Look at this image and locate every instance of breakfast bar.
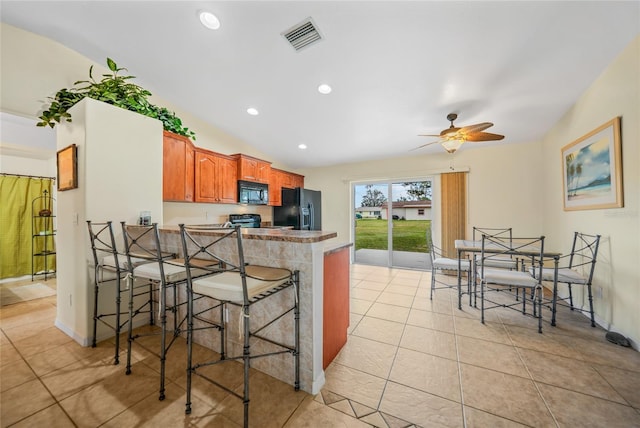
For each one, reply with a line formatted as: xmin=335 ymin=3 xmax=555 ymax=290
xmin=158 ymin=225 xmax=347 ymax=394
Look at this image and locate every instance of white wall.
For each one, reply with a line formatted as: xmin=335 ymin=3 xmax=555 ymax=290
xmin=55 ymin=98 xmax=163 ymax=344
xmin=300 ymin=141 xmax=542 ymax=248
xmin=539 ymin=36 xmax=640 ymax=346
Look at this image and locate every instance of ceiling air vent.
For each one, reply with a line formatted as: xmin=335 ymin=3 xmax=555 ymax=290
xmin=282 ymin=17 xmax=323 ymax=52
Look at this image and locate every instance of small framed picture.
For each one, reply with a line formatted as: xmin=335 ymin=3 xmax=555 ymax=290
xmin=57 ymin=144 xmax=78 ymax=191
xmin=561 ymin=117 xmax=623 ymax=211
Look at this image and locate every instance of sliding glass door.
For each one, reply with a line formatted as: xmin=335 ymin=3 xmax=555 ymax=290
xmin=353 ymin=179 xmax=432 ymax=269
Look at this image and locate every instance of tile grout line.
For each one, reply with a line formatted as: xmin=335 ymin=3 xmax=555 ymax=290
xmin=450 ymin=299 xmax=468 ymax=428
xmin=0 ymin=326 xmax=79 ymax=427
xmin=506 ymin=325 xmax=561 ymax=428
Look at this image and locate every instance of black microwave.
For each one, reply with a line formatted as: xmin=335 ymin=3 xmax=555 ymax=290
xmin=238 ymin=180 xmax=269 ymax=205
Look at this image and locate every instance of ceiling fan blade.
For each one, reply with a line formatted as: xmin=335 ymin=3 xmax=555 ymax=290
xmin=466 ymin=132 xmax=505 ymax=142
xmin=440 ymin=127 xmax=460 ymax=137
xmin=410 ymin=140 xmax=440 ymax=151
xmin=459 ymin=122 xmax=494 ymax=134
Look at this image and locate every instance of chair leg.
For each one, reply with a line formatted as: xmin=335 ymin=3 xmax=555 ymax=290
xmin=536 ymin=285 xmax=543 ymax=333
xmin=185 ymin=280 xmax=194 ymax=415
xmin=294 ymin=271 xmax=300 ymax=391
xmin=159 ymin=281 xmax=167 ymax=401
xmin=113 ymin=276 xmax=121 ymax=365
xmin=480 ymin=280 xmax=485 ymax=324
xmin=125 ymin=275 xmax=134 ymax=375
xmin=568 ymin=283 xmax=574 ymax=310
xmin=430 ymin=270 xmax=435 ymax=300
xmin=586 ymin=283 xmax=596 ymax=327
xmin=220 ymin=303 xmax=226 ymax=360
xmin=242 ymin=304 xmax=251 ymax=428
xmin=92 ymin=267 xmax=99 ymax=348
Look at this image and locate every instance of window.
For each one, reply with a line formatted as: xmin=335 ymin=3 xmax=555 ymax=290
xmin=418 ymin=209 xmax=424 ymax=215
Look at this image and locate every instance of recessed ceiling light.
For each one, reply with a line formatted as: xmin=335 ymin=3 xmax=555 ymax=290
xmin=298 ymin=144 xmax=307 ymax=150
xmin=318 ymin=84 xmax=332 ymax=94
xmin=247 ymin=107 xmax=259 ymax=116
xmin=199 ymin=11 xmax=220 ymax=30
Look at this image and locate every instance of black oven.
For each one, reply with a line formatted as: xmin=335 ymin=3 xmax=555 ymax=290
xmin=238 ymin=180 xmax=268 ymax=205
xmin=229 ymin=213 xmax=261 ymax=228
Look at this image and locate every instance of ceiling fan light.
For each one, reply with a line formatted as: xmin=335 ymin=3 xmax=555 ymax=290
xmin=441 ymin=139 xmax=464 ymax=153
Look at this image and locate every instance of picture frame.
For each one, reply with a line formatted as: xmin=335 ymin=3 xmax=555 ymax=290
xmin=57 ymin=144 xmax=78 ymax=191
xmin=562 ymin=117 xmax=623 ymax=211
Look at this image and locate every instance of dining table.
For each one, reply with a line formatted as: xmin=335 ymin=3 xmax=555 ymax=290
xmin=454 ymin=239 xmax=562 ymax=326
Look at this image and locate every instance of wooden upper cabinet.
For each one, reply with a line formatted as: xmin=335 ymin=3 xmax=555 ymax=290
xmin=233 ymin=154 xmax=271 ymax=184
xmin=163 ymin=131 xmax=195 ymax=201
xmin=269 ymin=169 xmax=284 ymax=206
xmin=281 ymin=170 xmax=304 ymax=190
xmin=269 ymin=168 xmax=305 ymax=206
xmin=194 ymin=149 xmax=237 ymax=203
xmin=218 ymin=156 xmax=238 ymax=203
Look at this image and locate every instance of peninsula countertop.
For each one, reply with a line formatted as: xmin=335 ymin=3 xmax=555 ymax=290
xmin=159 ymin=225 xmax=337 ymax=243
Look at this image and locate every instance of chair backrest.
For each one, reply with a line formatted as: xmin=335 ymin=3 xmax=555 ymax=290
xmin=426 ymin=226 xmax=446 ymax=260
xmin=480 ymin=234 xmax=545 ymax=281
xmin=473 ymin=226 xmax=512 ymax=243
xmin=179 ymin=224 xmax=248 ymax=301
xmin=120 ymin=223 xmax=175 ymax=274
xmin=568 ymin=232 xmax=601 ymax=283
xmin=87 ymin=221 xmax=120 ymax=269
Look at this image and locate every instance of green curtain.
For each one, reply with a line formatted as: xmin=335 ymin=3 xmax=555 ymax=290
xmin=0 ymin=176 xmax=54 ymax=279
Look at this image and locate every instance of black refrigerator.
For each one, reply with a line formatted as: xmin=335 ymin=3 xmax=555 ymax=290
xmin=273 ymin=187 xmax=322 ymax=230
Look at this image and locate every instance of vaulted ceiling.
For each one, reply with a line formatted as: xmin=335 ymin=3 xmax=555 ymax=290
xmin=2 ymin=1 xmax=638 ymax=168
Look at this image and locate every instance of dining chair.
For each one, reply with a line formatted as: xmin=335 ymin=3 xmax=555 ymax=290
xmin=87 ymin=221 xmax=129 ymax=364
xmin=427 ymin=227 xmax=471 ymax=300
xmin=178 ymin=224 xmax=300 ymax=428
xmin=120 ymin=222 xmax=191 ymax=401
xmin=477 ymin=234 xmax=546 ymax=333
xmin=472 ymin=227 xmax=519 ymax=270
xmin=530 ymin=232 xmax=601 ymax=327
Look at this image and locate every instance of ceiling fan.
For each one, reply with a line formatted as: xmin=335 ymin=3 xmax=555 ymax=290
xmin=414 ymin=113 xmax=505 ymax=153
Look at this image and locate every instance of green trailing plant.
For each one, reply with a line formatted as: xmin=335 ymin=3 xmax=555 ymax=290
xmin=37 ymin=58 xmax=196 ymax=140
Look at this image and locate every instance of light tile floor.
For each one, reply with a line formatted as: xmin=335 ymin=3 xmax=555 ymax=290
xmin=2 ymin=266 xmax=640 ymax=427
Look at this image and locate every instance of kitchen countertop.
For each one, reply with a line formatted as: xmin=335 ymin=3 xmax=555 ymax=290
xmin=324 ymin=242 xmax=353 ymax=255
xmin=160 ymin=225 xmax=337 ymax=243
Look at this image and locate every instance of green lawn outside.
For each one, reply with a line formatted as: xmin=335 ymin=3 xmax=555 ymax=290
xmin=355 ymin=219 xmax=431 ymax=252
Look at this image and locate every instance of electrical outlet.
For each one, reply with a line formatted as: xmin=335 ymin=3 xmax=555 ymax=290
xmin=69 ymin=293 xmax=73 ymax=307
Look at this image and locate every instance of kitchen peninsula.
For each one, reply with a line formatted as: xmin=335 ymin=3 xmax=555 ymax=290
xmin=159 ymin=225 xmax=350 ymax=395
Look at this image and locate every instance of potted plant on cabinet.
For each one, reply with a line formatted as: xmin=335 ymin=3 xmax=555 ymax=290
xmin=37 ymin=58 xmax=195 ymax=140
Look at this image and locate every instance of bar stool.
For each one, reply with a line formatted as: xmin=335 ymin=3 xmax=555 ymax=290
xmin=120 ymin=222 xmax=189 ymax=401
xmin=86 ymin=221 xmax=128 ymax=364
xmin=178 ymin=224 xmax=300 ymax=428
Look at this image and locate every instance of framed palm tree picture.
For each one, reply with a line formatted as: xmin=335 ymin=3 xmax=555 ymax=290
xmin=562 ymin=117 xmax=622 ymax=211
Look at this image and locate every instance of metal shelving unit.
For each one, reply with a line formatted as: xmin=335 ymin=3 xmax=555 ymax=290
xmin=32 ymin=190 xmax=56 ymax=281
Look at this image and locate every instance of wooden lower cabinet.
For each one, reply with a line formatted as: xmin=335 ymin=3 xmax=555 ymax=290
xmin=323 ymin=245 xmax=350 ymax=369
xmin=194 ymin=150 xmax=237 ymax=203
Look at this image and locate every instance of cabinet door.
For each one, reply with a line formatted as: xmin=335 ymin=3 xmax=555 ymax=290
xmin=163 ymin=132 xmax=194 ymax=201
xmin=256 ymin=161 xmax=271 ymax=184
xmin=218 ymin=157 xmax=238 ymax=203
xmin=323 ymin=247 xmax=350 ymax=368
xmin=236 ymin=155 xmax=271 ymax=184
xmin=195 ymin=151 xmax=219 ymax=203
xmin=269 ymin=170 xmax=283 ymax=206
